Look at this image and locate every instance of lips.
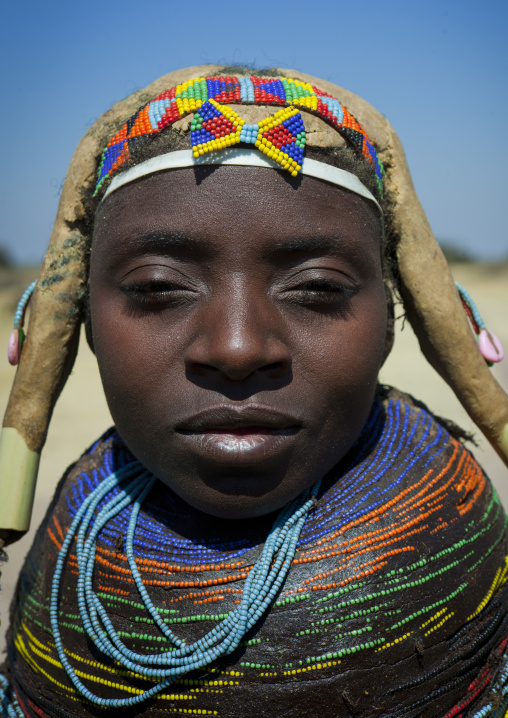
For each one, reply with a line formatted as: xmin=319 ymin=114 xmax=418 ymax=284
xmin=175 ymin=405 xmax=302 ymax=465
xmin=176 ymin=405 xmax=300 ymax=432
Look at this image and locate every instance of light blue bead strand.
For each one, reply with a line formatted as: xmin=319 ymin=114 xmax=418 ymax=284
xmin=13 ymin=280 xmax=37 ymax=330
xmin=50 ymin=460 xmax=320 ymax=707
xmin=0 ymin=674 xmax=24 ymax=718
xmin=455 ymin=281 xmax=487 ymax=331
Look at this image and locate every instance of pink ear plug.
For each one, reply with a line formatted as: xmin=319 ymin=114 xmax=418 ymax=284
xmin=7 ymin=329 xmax=24 ymax=366
xmin=478 ymin=329 xmax=504 ymax=363
xmin=8 ymin=281 xmax=36 ymax=366
xmin=455 ymin=282 xmax=504 ymax=366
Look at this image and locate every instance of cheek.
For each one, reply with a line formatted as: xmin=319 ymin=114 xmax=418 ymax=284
xmin=89 ymin=286 xmax=173 ymax=421
xmin=295 ymin=290 xmax=388 ymax=398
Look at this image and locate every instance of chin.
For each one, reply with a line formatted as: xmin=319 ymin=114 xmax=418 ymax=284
xmin=172 ymin=484 xmax=296 ymax=521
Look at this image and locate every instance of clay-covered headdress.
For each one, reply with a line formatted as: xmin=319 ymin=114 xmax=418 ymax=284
xmin=1 ymin=64 xmax=506 ymax=544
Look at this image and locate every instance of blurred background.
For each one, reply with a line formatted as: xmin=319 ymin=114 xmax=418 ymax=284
xmin=0 ymin=0 xmax=507 ymax=646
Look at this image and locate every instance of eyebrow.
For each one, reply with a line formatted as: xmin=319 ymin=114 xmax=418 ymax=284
xmin=268 ymin=236 xmax=346 ymax=255
xmin=123 ymin=231 xmax=215 ymax=258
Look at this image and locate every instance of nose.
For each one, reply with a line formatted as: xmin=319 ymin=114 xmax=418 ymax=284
xmin=184 ymin=286 xmax=291 ymax=382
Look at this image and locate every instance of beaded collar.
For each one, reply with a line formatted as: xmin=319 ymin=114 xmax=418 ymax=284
xmin=94 ymin=75 xmax=384 ymax=201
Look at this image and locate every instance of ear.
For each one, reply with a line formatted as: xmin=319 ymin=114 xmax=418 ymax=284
xmin=381 ymin=285 xmax=395 ymax=366
xmin=84 ymin=286 xmax=95 ymax=355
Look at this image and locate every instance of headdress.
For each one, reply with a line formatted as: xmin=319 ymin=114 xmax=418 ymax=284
xmin=0 ymin=64 xmax=507 ymax=544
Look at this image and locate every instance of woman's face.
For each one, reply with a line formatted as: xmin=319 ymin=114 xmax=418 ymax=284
xmin=90 ymin=165 xmax=387 ymax=519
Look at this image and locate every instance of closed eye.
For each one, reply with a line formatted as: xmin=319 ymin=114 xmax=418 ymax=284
xmin=283 ymin=278 xmax=357 ymax=307
xmin=122 ymin=280 xmax=196 ymax=308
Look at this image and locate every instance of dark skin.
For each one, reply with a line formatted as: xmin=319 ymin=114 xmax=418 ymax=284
xmin=90 ymin=165 xmax=388 ymax=522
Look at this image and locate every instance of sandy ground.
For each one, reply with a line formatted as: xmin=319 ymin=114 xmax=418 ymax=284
xmin=0 ymin=263 xmax=506 ymax=651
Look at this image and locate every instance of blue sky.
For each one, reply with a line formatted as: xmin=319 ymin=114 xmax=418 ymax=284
xmin=1 ymin=0 xmax=507 ymax=263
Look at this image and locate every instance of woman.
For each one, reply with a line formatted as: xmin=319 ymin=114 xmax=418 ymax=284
xmin=0 ymin=65 xmax=507 ymax=717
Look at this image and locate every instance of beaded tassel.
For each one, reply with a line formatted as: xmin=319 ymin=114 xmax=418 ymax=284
xmin=8 ymin=280 xmax=37 ymax=366
xmin=455 ymin=281 xmax=504 ymax=365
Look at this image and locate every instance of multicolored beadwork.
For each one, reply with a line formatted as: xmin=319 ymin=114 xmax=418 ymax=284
xmin=95 ymin=75 xmax=384 ymax=196
xmin=3 ymin=391 xmax=508 ymax=716
xmin=190 ymin=100 xmax=244 ymax=156
xmin=49 ymin=461 xmax=320 ymax=707
xmin=254 ymin=106 xmax=305 ymax=176
xmin=190 ymin=100 xmax=306 ymax=177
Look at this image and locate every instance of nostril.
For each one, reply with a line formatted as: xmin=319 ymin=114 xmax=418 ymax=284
xmin=260 ymin=361 xmax=290 ymax=379
xmin=187 ymin=362 xmax=221 ymax=378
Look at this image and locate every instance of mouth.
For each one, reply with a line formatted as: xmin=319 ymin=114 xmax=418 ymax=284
xmin=175 ymin=405 xmax=302 ymax=464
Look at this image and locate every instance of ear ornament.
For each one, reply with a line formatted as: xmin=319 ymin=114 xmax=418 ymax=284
xmin=7 ymin=281 xmax=37 ymax=367
xmin=455 ymin=282 xmax=504 ymax=365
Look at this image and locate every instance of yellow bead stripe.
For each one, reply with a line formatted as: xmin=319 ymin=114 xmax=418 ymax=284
xmin=467 ymin=555 xmax=508 ymax=621
xmin=283 ymin=659 xmax=341 ymax=676
xmin=377 ymin=631 xmax=412 ymax=652
xmin=424 ymin=612 xmax=454 ymax=637
xmin=419 ymin=607 xmax=448 ymax=630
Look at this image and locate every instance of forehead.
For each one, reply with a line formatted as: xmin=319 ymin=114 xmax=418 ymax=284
xmin=93 ymin=165 xmax=383 ymax=259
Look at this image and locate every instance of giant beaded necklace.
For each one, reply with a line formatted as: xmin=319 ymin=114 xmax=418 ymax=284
xmin=50 ymin=461 xmax=321 ymax=707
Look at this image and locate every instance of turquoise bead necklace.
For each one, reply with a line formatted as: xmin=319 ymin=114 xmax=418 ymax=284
xmin=50 ymin=461 xmax=320 ymax=707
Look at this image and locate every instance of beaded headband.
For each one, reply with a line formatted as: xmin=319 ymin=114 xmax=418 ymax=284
xmin=95 ymin=76 xmax=385 ymax=199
